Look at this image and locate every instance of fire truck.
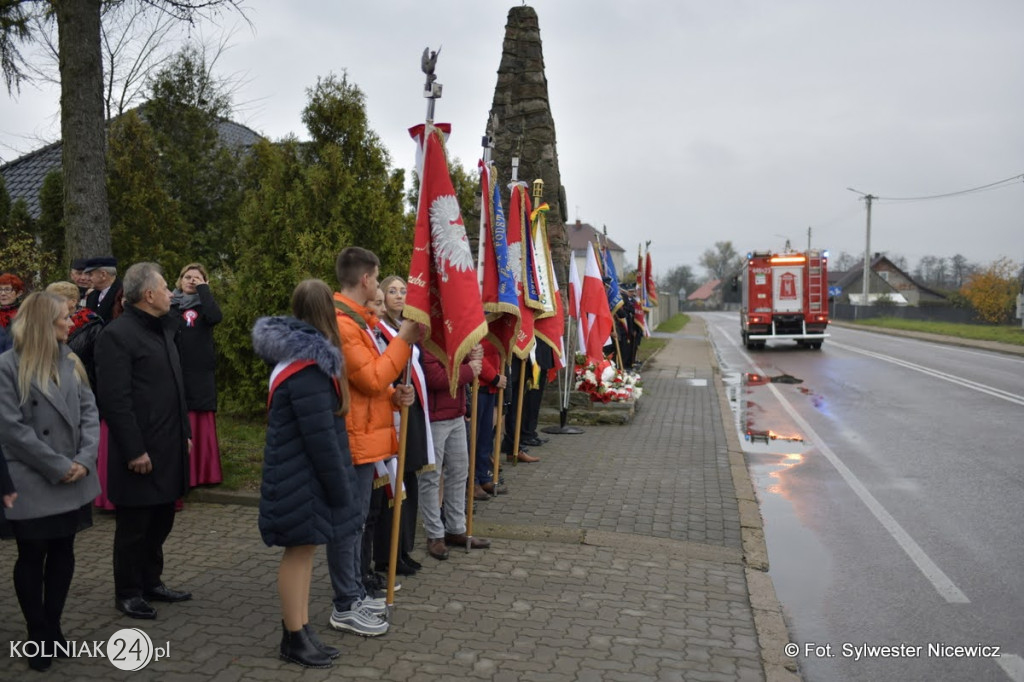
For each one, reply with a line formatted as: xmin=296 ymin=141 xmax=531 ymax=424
xmin=740 ymin=249 xmax=829 ymax=350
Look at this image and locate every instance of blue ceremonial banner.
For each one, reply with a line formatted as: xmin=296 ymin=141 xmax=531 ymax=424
xmin=492 ymin=181 xmax=518 ymax=308
xmin=602 ymin=246 xmax=624 ymax=314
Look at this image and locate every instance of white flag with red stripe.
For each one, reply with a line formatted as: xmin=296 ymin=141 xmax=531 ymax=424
xmin=581 ymin=242 xmax=613 ymax=366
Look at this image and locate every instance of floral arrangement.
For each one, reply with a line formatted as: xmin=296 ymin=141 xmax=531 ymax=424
xmin=574 ymin=355 xmax=643 ymax=403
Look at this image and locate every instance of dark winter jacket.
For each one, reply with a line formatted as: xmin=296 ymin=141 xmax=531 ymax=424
xmin=252 ymin=316 xmax=359 ymax=548
xmin=67 ymin=308 xmax=103 ymax=388
xmin=0 ymin=324 xmax=10 ymax=355
xmin=94 ymin=304 xmax=191 ymax=506
xmin=421 ymin=348 xmax=475 ymax=422
xmin=85 ymin=278 xmax=124 ymax=323
xmin=171 ymin=284 xmax=223 ymax=411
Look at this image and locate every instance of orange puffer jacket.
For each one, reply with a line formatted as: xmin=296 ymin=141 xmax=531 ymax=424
xmin=333 ymin=293 xmax=412 ymax=466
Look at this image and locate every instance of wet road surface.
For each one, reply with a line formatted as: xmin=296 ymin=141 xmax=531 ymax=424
xmin=701 ymin=312 xmax=1024 ymax=682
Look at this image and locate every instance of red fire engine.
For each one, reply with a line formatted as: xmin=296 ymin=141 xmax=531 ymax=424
xmin=740 ymin=249 xmax=829 ymax=350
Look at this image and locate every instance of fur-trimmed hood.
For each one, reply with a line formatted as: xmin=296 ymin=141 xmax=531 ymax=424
xmin=251 ymin=316 xmax=342 ymax=377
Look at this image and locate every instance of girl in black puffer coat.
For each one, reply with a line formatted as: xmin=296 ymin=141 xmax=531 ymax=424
xmin=251 ymin=279 xmax=358 ymax=669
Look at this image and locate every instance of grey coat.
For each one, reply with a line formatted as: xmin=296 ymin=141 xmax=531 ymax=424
xmin=0 ymin=347 xmax=101 ymax=521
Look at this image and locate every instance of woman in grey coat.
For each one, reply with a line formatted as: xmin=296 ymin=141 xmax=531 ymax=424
xmin=0 ymin=292 xmax=100 ymax=672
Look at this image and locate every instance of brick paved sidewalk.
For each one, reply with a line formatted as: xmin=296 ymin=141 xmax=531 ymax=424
xmin=0 ymin=319 xmax=796 ymax=681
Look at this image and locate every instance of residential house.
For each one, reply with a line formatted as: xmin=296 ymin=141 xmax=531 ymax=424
xmin=566 ymin=220 xmax=626 ymax=280
xmin=829 ymin=254 xmax=946 ymax=305
xmin=686 ymin=279 xmax=722 ymax=309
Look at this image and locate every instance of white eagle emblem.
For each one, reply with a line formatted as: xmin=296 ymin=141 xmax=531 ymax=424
xmin=507 ymin=242 xmax=523 ymax=286
xmin=429 ymin=194 xmax=475 ymax=282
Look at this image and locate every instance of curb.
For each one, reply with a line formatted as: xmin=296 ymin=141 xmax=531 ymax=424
xmin=829 ymin=320 xmax=1024 ymax=356
xmin=696 ymin=317 xmax=801 ymax=681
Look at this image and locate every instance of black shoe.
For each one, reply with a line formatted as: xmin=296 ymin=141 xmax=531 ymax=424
xmin=374 ymin=560 xmax=417 ymax=576
xmin=520 ymin=436 xmax=543 ymax=447
xmin=48 ymin=620 xmax=69 ymax=658
xmin=143 ymin=584 xmax=192 ymax=602
xmin=301 ymin=623 xmax=340 ymax=660
xmin=116 ymin=596 xmax=157 ymax=619
xmin=401 ymin=553 xmax=423 ymax=571
xmin=279 ymin=623 xmax=332 ymax=668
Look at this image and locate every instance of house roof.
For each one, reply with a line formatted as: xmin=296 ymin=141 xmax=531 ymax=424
xmin=0 ymin=141 xmax=63 ymax=218
xmin=0 ymin=115 xmax=262 ymax=219
xmin=688 ymin=279 xmax=721 ymax=301
xmin=830 ymin=254 xmax=946 ymax=299
xmin=566 ymin=220 xmax=625 ymax=253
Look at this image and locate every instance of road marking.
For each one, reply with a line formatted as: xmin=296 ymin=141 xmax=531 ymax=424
xmin=830 ymin=341 xmax=1024 ymax=407
xmin=997 ymin=654 xmax=1024 ymax=682
xmin=714 ymin=326 xmax=971 ymax=604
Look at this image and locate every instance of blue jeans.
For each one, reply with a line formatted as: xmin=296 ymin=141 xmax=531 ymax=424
xmin=327 ymin=462 xmax=373 ymax=611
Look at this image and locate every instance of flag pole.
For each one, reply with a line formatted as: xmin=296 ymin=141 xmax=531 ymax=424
xmin=465 ymin=377 xmax=480 ymax=552
xmin=385 ymin=46 xmax=445 ymax=604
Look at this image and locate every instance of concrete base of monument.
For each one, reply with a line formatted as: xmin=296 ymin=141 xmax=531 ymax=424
xmin=537 ymin=389 xmax=640 ymax=426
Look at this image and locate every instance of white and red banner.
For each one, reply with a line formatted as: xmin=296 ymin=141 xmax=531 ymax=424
xmin=581 ymin=242 xmax=614 ymax=366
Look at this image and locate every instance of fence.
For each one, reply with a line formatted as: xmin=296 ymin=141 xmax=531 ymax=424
xmin=830 ymin=303 xmax=983 ymax=324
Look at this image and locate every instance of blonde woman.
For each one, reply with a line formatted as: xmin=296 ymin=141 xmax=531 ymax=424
xmin=0 ymin=292 xmax=100 ymax=672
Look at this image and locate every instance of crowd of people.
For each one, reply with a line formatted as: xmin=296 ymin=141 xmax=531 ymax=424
xmin=0 ymin=246 xmax=563 ymax=671
xmin=0 ymin=257 xmax=224 ymax=671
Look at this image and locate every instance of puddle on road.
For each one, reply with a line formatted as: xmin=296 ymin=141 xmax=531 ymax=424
xmin=723 ymin=371 xmax=833 ymax=632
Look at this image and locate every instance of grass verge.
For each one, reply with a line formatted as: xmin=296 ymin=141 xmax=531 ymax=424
xmin=850 ymin=317 xmax=1024 ymax=346
xmin=216 ymin=413 xmax=265 ymax=491
xmin=656 ymin=313 xmax=690 ymax=333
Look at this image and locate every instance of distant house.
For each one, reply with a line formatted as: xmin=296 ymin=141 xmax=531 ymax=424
xmin=829 ymin=254 xmax=946 ymax=305
xmin=687 ymin=279 xmax=722 ymax=309
xmin=566 ymin=220 xmax=627 ymax=279
xmin=0 ymin=117 xmax=262 ymax=219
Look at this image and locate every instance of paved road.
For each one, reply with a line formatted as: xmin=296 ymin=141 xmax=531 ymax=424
xmin=0 ymin=322 xmax=788 ymax=681
xmin=701 ymin=312 xmax=1024 ymax=682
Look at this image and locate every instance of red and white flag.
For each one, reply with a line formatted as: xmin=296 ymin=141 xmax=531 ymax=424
xmin=404 ymin=124 xmax=487 ymax=396
xmin=645 ymin=251 xmax=659 ymax=307
xmin=568 ymin=255 xmax=587 ymax=354
xmin=581 ymin=242 xmax=613 ymax=366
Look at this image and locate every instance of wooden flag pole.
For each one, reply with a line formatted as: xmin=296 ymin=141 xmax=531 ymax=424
xmin=510 ymin=360 xmax=527 ymax=467
xmin=386 ymin=397 xmax=410 ymax=607
xmin=491 ymin=357 xmax=510 ymax=482
xmin=465 ymin=378 xmax=480 ymax=552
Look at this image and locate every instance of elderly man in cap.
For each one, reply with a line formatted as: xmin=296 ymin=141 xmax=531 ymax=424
xmin=69 ymin=259 xmax=92 ymax=306
xmin=84 ymin=257 xmax=123 ymax=323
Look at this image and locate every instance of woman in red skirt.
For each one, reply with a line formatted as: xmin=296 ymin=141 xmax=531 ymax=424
xmin=171 ymin=263 xmax=223 ymax=486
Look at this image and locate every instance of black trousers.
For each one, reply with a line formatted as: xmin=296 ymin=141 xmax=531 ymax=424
xmin=14 ymin=535 xmax=75 ymax=636
xmin=113 ymin=503 xmax=175 ymax=599
xmin=373 ymin=470 xmax=420 ymax=565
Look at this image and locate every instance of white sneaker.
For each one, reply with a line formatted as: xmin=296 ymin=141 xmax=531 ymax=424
xmin=358 ymin=596 xmax=387 ymax=617
xmin=329 ymin=603 xmax=389 ymax=637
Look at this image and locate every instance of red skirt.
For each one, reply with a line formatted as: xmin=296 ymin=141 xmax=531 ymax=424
xmin=94 ymin=421 xmax=116 ymax=511
xmin=188 ymin=411 xmax=222 ymax=486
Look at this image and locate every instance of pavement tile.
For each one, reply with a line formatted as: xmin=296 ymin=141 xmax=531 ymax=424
xmin=0 ymin=321 xmax=782 ymax=681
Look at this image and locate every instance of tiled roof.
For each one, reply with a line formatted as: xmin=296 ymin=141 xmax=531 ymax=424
xmin=566 ymin=221 xmax=626 ymax=252
xmin=688 ymin=279 xmax=721 ymax=301
xmin=0 ymin=141 xmax=63 ymax=218
xmin=0 ymin=117 xmax=262 ymax=219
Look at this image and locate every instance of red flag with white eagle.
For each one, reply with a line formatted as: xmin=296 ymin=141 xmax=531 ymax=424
xmin=581 ymin=242 xmax=614 ymax=366
xmin=404 ymin=124 xmax=487 ymax=397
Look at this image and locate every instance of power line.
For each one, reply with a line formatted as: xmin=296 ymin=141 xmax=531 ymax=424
xmin=875 ymin=173 xmax=1024 ymax=202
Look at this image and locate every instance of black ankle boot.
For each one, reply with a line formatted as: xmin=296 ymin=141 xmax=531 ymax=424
xmin=26 ymin=627 xmax=52 ymax=672
xmin=303 ymin=623 xmax=340 ymax=659
xmin=49 ymin=620 xmax=69 ymax=658
xmin=279 ymin=622 xmax=332 ymax=668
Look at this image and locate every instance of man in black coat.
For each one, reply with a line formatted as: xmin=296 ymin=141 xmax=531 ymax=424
xmin=95 ymin=262 xmax=192 ymax=620
xmin=84 ymin=257 xmax=124 ymax=323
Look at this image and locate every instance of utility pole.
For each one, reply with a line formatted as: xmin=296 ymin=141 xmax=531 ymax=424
xmin=848 ymin=188 xmax=875 ymax=306
xmin=807 ymin=226 xmax=811 ymax=252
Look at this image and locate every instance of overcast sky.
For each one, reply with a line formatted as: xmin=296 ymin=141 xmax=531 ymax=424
xmin=2 ymin=0 xmax=1022 ymax=278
